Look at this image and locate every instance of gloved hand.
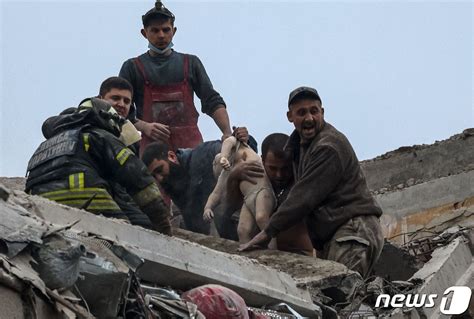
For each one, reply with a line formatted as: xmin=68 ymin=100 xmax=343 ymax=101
xmin=142 ymin=198 xmax=173 ymax=235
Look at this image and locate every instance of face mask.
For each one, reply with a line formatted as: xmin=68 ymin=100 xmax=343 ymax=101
xmin=148 ymin=41 xmax=174 ymax=55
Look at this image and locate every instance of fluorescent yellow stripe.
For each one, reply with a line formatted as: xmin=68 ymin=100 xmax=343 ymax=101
xmin=57 ymin=199 xmax=118 ymax=205
xmin=69 ymin=174 xmax=75 ymax=189
xmin=116 ymin=148 xmax=132 ymax=166
xmin=39 ymin=187 xmax=110 ymax=196
xmin=78 ymin=172 xmax=84 ymax=189
xmin=39 ymin=186 xmax=122 ymax=211
xmin=45 ymin=193 xmax=111 ymax=200
xmin=83 ymin=133 xmax=90 ymax=152
xmin=68 ymin=173 xmax=85 ymax=189
xmin=42 ymin=189 xmax=111 ymax=201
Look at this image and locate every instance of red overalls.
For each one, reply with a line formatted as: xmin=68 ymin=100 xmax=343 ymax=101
xmin=134 ymin=54 xmax=204 ymax=152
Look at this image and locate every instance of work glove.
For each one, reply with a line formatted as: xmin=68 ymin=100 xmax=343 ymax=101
xmin=141 ymin=198 xmax=172 ymax=236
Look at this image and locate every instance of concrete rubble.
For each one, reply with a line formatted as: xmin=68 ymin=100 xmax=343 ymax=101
xmin=1 ymin=128 xmax=473 ymax=318
xmin=361 ymin=128 xmax=474 ymax=246
xmin=1 ymin=184 xmax=357 ymax=318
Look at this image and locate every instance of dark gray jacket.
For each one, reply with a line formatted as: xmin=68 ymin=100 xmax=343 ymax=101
xmin=265 ymin=122 xmax=382 ymax=249
xmin=119 ymin=51 xmax=226 ymax=121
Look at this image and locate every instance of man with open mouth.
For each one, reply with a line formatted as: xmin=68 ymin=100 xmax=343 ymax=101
xmin=240 ymin=86 xmax=384 ymax=279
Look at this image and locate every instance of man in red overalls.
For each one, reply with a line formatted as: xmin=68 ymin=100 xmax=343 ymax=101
xmin=119 ymin=1 xmax=233 ymax=152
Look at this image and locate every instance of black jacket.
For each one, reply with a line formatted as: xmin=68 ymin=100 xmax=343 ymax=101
xmin=26 ymin=101 xmax=171 ymax=234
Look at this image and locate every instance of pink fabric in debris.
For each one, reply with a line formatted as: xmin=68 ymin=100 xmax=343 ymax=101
xmin=182 ymin=284 xmax=250 ymax=319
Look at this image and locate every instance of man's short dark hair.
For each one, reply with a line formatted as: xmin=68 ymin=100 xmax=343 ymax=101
xmin=261 ymin=133 xmax=291 ymax=161
xmin=142 ymin=141 xmax=170 ymax=166
xmin=143 ymin=15 xmax=174 ymax=28
xmin=99 ymin=77 xmax=133 ymax=97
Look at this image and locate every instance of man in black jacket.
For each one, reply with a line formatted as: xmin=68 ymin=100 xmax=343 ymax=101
xmin=25 ymin=98 xmax=172 ymax=235
xmin=240 ymin=87 xmax=384 ymax=278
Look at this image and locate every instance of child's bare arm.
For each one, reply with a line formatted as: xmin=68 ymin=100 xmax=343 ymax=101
xmin=220 ymin=136 xmax=238 ymax=170
xmin=203 ymin=171 xmax=227 ymax=221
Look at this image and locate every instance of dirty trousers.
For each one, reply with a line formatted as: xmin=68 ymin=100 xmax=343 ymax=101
xmin=319 ymin=215 xmax=384 ymax=278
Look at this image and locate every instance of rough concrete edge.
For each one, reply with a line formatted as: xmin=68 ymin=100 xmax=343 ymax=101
xmin=7 ymin=190 xmax=321 ymax=314
xmin=375 ymin=170 xmax=474 ymax=219
xmin=410 ymin=236 xmax=473 ymax=319
xmin=361 ymin=128 xmax=474 ymax=164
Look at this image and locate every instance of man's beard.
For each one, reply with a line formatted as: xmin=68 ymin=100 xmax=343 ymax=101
xmin=160 ymin=161 xmax=187 ymax=196
xmin=272 ymin=180 xmax=289 ymax=192
xmin=272 ymin=177 xmax=293 ymax=194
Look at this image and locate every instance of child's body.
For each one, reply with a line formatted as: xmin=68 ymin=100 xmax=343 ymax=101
xmin=203 ymin=136 xmax=276 ymax=246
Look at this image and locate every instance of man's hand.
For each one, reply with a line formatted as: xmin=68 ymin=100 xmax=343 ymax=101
xmin=221 ymin=133 xmax=232 ymax=142
xmin=232 ymin=126 xmax=249 ymax=143
xmin=143 ymin=122 xmax=171 ymax=142
xmin=230 ymin=161 xmax=264 ymax=184
xmin=238 ymin=230 xmax=270 ymax=252
xmin=203 ymin=208 xmax=214 ymax=222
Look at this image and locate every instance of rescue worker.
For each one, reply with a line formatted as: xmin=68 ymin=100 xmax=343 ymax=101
xmin=227 ymin=133 xmax=314 ymax=255
xmin=119 ymin=1 xmax=233 ymax=152
xmin=141 ymin=128 xmax=254 ymax=236
xmin=97 ymin=76 xmax=154 ymax=228
xmin=99 ymin=76 xmax=134 ymax=119
xmin=25 ymin=97 xmax=172 ymax=235
xmin=240 ymin=87 xmax=384 ymax=278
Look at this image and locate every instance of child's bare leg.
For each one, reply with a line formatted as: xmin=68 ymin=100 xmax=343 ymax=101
xmin=237 ymin=205 xmax=256 ymax=244
xmin=254 ymin=190 xmax=274 ymax=230
xmin=255 ymin=189 xmax=277 ymax=249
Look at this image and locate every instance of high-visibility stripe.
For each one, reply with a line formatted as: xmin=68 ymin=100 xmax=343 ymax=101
xmin=116 ymin=148 xmax=132 ymax=166
xmin=40 ymin=188 xmax=116 ymax=203
xmin=39 ymin=187 xmax=110 ymax=197
xmin=68 ymin=173 xmax=84 ymax=189
xmin=83 ymin=133 xmax=90 ymax=152
xmin=78 ymin=172 xmax=84 ymax=189
xmin=45 ymin=193 xmax=111 ymax=200
xmin=40 ymin=187 xmax=121 ymax=211
xmin=56 ymin=199 xmax=117 ymax=205
xmin=69 ymin=174 xmax=76 ymax=189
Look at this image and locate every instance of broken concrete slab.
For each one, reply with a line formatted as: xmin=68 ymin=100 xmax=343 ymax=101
xmin=174 ymin=228 xmax=362 ymax=306
xmin=0 ymin=184 xmax=9 ymax=201
xmin=0 ymin=199 xmax=49 ymax=257
xmin=374 ymin=169 xmax=474 ymax=244
xmin=1 ymin=251 xmax=93 ymax=319
xmin=368 ymin=229 xmax=473 ymax=318
xmin=7 ymin=189 xmax=361 ymax=317
xmin=408 ymin=234 xmax=473 ymax=319
xmin=361 ymin=129 xmax=474 ymax=192
xmin=374 ymin=171 xmax=474 ymax=220
xmin=0 ymin=177 xmax=25 ymax=193
xmin=381 ymin=203 xmax=474 ymax=247
xmin=0 ymin=284 xmax=63 ymax=319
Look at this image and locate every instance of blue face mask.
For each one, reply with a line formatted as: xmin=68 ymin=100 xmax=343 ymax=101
xmin=148 ymin=41 xmax=174 ymax=55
